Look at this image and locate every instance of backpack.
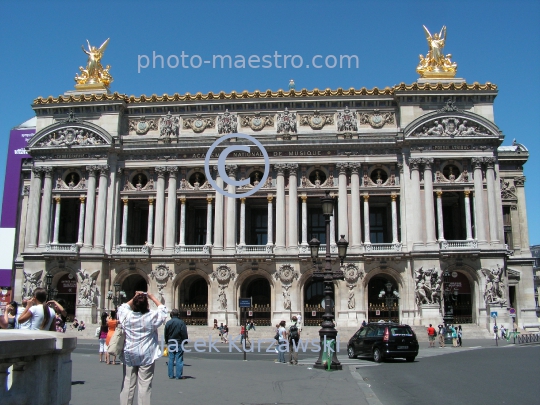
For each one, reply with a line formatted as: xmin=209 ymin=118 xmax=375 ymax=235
xmin=289 ymin=323 xmax=299 ymax=342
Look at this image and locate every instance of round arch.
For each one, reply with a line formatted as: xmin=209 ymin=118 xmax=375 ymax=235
xmin=299 ymin=268 xmax=339 ymax=327
xmin=442 ymin=264 xmax=478 ymax=324
xmin=172 ymin=269 xmax=210 ymax=326
xmin=113 ymin=268 xmax=150 ymax=303
xmin=48 ymin=266 xmax=79 ymax=319
xmin=236 ymin=270 xmax=273 ymax=326
xmin=364 ymin=267 xmax=403 ymax=323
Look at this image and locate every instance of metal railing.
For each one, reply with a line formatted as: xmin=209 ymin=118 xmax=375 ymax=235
xmin=45 ymin=243 xmax=79 ymax=253
xmin=115 ymin=245 xmax=149 ymax=254
xmin=517 ymin=333 xmax=540 ymax=344
xmin=236 ymin=244 xmax=274 ymax=254
xmin=440 ymin=240 xmax=478 ymax=249
xmin=174 ymin=245 xmax=211 ymax=254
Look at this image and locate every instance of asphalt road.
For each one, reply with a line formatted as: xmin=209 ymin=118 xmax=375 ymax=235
xmin=70 ymin=339 xmax=539 ymax=405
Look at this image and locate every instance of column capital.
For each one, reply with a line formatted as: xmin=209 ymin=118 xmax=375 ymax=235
xmin=240 ymin=197 xmax=246 ymax=203
xmin=267 ymin=195 xmax=274 ymax=203
xmin=300 ymin=195 xmax=307 ymax=202
xmin=32 ymin=167 xmax=43 ymax=175
xmin=409 ymin=158 xmax=421 ymax=171
xmin=179 ymin=197 xmax=187 ymax=204
xmin=122 ymin=197 xmax=129 ymax=205
xmin=363 ymin=194 xmax=369 ymax=201
xmin=471 ymin=157 xmax=484 ymax=169
xmin=484 ymin=157 xmax=496 ymax=168
xmin=336 ymin=162 xmax=348 ymax=174
xmin=148 ymin=197 xmax=154 ymax=205
xmin=42 ymin=166 xmax=54 ymax=177
xmin=436 ymin=190 xmax=443 ymax=198
xmin=54 ymin=196 xmax=61 ymax=204
xmin=513 ymin=176 xmax=526 ymax=187
xmin=167 ymin=166 xmax=179 ymax=176
xmin=206 ymin=196 xmax=214 ymax=204
xmin=286 ymin=163 xmax=298 ymax=176
xmin=421 ymin=158 xmax=434 ymax=169
xmin=274 ymin=164 xmax=287 ymax=175
xmin=155 ymin=166 xmax=167 ymax=177
xmin=349 ymin=162 xmax=360 ymax=174
xmin=464 ymin=189 xmax=471 ymax=197
xmin=86 ymin=165 xmax=99 ymax=174
xmin=79 ymin=196 xmax=86 ymax=203
xmin=97 ymin=165 xmax=110 ymax=176
xmin=225 ymin=164 xmax=238 ymax=177
xmin=391 ymin=193 xmax=397 ymax=202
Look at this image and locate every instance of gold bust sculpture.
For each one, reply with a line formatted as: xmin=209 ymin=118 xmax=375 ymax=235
xmin=75 ymin=39 xmax=113 ymax=90
xmin=416 ymin=26 xmax=457 ymax=79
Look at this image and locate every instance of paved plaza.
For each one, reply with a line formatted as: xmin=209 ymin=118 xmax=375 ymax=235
xmin=70 ymin=338 xmax=539 ymax=405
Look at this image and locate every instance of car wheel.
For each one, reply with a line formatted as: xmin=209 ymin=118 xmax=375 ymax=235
xmin=347 ymin=346 xmax=356 ymax=359
xmin=406 ymin=356 xmax=415 ymax=362
xmin=373 ymin=347 xmax=383 ymax=363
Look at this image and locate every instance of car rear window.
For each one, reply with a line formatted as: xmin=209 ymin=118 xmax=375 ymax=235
xmin=390 ymin=326 xmax=413 ymax=336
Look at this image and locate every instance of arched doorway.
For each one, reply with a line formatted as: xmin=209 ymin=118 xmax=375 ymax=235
xmin=445 ymin=271 xmax=473 ymax=324
xmin=122 ymin=274 xmax=147 ymax=303
xmin=368 ymin=276 xmax=399 ymax=323
xmin=56 ymin=273 xmax=77 ymax=319
xmin=303 ymin=278 xmax=335 ymax=326
xmin=178 ymin=275 xmax=208 ymax=325
xmin=240 ymin=276 xmax=271 ymax=326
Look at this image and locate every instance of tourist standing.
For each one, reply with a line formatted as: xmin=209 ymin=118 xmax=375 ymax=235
xmin=106 ymin=311 xmax=119 ymax=364
xmin=48 ymin=299 xmax=67 ymax=333
xmin=427 ymin=324 xmax=436 ymax=348
xmin=222 ymin=324 xmax=229 ymax=343
xmin=288 ymin=316 xmax=300 ymax=365
xmin=3 ymin=301 xmax=18 ymax=329
xmin=17 ymin=288 xmax=55 ymax=331
xmin=165 ymin=309 xmax=188 ymax=380
xmin=449 ymin=325 xmax=458 ymax=347
xmin=296 ymin=314 xmax=302 ymax=331
xmin=438 ymin=324 xmax=446 ymax=348
xmin=277 ymin=320 xmax=287 ymax=363
xmin=98 ymin=312 xmax=109 ymax=363
xmin=118 ymin=291 xmax=167 ymax=405
xmin=457 ymin=325 xmax=463 ymax=347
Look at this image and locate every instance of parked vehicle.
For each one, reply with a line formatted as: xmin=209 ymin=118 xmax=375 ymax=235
xmin=347 ymin=322 xmax=419 ymax=362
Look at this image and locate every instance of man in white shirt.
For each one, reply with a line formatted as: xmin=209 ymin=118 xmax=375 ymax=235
xmin=18 ymin=298 xmax=31 ymax=329
xmin=296 ymin=313 xmax=302 ymax=331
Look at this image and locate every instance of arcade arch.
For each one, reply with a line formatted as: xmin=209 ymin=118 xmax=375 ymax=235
xmin=367 ymin=275 xmax=400 ymax=323
xmin=178 ymin=274 xmax=209 ymax=325
xmin=239 ymin=274 xmax=272 ymax=326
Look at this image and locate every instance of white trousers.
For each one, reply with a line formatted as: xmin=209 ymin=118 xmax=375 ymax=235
xmin=120 ymin=362 xmax=155 ymax=405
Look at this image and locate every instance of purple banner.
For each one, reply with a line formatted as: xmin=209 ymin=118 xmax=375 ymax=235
xmin=1 ymin=129 xmax=33 ymax=228
xmin=0 ymin=270 xmax=11 ymax=287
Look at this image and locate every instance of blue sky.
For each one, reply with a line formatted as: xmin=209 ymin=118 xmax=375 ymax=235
xmin=0 ymin=0 xmax=539 ymax=244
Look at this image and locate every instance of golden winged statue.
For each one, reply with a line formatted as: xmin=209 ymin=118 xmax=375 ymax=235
xmin=75 ymin=38 xmax=113 ymax=89
xmin=416 ymin=26 xmax=457 ymax=78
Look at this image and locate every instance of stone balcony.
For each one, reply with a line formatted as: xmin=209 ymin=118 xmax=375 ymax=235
xmin=439 ymin=240 xmax=478 ymax=250
xmin=174 ymin=245 xmax=211 ymax=255
xmin=45 ymin=243 xmax=79 ymax=254
xmin=114 ymin=244 xmax=150 ymax=255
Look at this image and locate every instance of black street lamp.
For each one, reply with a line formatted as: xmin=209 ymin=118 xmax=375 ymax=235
xmin=45 ymin=272 xmax=54 ymax=301
xmin=442 ymin=270 xmax=458 ymax=325
xmin=379 ymin=281 xmax=399 ymax=322
xmin=311 ymin=191 xmax=348 ymax=371
xmin=107 ymin=282 xmax=125 ymax=310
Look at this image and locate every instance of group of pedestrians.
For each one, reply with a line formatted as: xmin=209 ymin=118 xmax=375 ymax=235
xmin=0 ymin=288 xmax=67 ymax=331
xmin=274 ymin=316 xmax=301 ymax=365
xmin=427 ymin=323 xmax=462 ymax=348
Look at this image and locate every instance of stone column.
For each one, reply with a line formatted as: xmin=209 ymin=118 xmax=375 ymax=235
xmin=225 ymin=165 xmax=237 ymax=252
xmin=330 ymin=206 xmax=336 ymax=247
xmin=267 ymin=195 xmax=274 ymax=246
xmin=484 ymin=157 xmax=499 ymax=242
xmin=423 ymin=158 xmax=437 ymax=245
xmin=391 ymin=194 xmax=399 ymax=243
xmin=77 ymin=196 xmax=86 ymax=245
xmin=287 ymin=164 xmax=299 ymax=252
xmin=38 ymin=167 xmax=54 ymax=247
xmin=239 ymin=197 xmax=246 ymax=246
xmin=300 ymin=195 xmax=308 ymax=246
xmin=121 ymin=197 xmax=129 ymax=246
xmin=337 ymin=163 xmax=349 ymax=241
xmin=514 ymin=176 xmax=529 ymax=249
xmin=25 ymin=168 xmax=43 ymax=248
xmin=178 ymin=197 xmax=186 ymax=246
xmin=154 ymin=167 xmax=166 ymax=249
xmin=94 ymin=165 xmax=110 ymax=248
xmin=275 ymin=164 xmax=286 ymax=252
xmin=52 ymin=197 xmax=61 ymax=244
xmin=472 ymin=158 xmax=487 ymax=242
xmin=165 ymin=167 xmax=178 ymax=249
xmin=436 ymin=190 xmax=445 ymax=241
xmin=147 ymin=197 xmax=154 ymax=245
xmin=206 ymin=196 xmax=213 ymax=246
xmin=363 ymin=194 xmax=370 ymax=244
xmin=83 ymin=166 xmax=97 ymax=248
xmin=213 ymin=169 xmax=224 ymax=252
xmin=464 ymin=190 xmax=473 ymax=240
xmin=349 ymin=163 xmax=361 ymax=249
xmin=409 ymin=158 xmax=422 ymax=244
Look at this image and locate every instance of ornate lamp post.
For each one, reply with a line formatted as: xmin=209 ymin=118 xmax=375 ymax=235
xmin=442 ymin=270 xmax=459 ymax=325
xmin=45 ymin=272 xmax=54 ymax=301
xmin=107 ymin=282 xmax=125 ymax=310
xmin=379 ymin=280 xmax=399 ymax=322
xmin=310 ymin=191 xmax=348 ymax=370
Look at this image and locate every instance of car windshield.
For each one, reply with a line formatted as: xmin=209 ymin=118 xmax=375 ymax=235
xmin=390 ymin=326 xmax=413 ymax=336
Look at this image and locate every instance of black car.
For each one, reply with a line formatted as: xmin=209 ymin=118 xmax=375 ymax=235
xmin=347 ymin=322 xmax=419 ymax=362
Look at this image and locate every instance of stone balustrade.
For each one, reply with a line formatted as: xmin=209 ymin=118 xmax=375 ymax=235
xmin=0 ymin=330 xmax=76 ymax=405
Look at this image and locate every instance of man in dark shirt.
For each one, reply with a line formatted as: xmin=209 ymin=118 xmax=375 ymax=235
xmin=165 ymin=309 xmax=188 ymax=379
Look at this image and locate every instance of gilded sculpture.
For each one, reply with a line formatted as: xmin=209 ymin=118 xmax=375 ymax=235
xmin=75 ymin=39 xmax=113 ymax=90
xmin=416 ymin=26 xmax=457 ymax=78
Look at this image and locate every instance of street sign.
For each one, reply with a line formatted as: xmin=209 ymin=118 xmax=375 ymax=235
xmin=510 ymin=313 xmax=516 ymax=318
xmin=248 ymin=311 xmax=253 ymax=317
xmin=509 ymin=307 xmax=516 ymax=315
xmin=239 ymin=298 xmax=252 ymax=308
xmin=491 ymin=311 xmax=498 ymax=318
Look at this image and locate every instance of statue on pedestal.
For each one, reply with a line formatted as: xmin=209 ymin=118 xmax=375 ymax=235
xmin=75 ymin=39 xmax=113 ymax=90
xmin=416 ymin=26 xmax=457 ymax=78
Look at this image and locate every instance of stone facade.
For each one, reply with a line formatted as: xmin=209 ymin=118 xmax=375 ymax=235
xmin=9 ymin=81 xmax=537 ymax=331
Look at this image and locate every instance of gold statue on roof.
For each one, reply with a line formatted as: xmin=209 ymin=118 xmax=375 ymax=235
xmin=416 ymin=26 xmax=457 ymax=79
xmin=75 ymin=38 xmax=113 ymax=90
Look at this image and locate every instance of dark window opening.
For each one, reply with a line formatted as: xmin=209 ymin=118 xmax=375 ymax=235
xmin=58 ymin=198 xmax=80 ymax=243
